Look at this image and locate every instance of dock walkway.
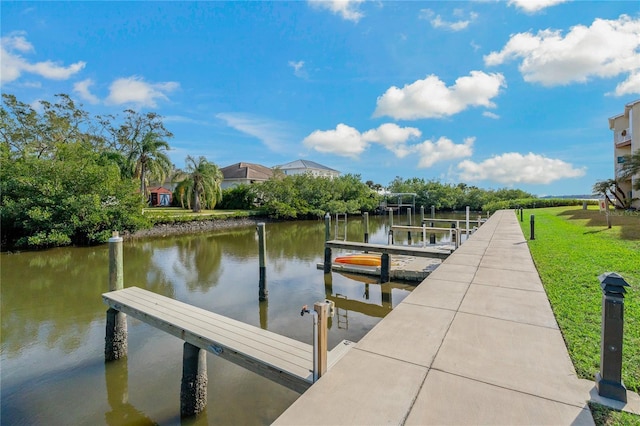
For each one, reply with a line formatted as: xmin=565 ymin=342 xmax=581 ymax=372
xmin=103 ymin=286 xmax=353 ymax=394
xmin=276 ymin=210 xmax=599 ymax=424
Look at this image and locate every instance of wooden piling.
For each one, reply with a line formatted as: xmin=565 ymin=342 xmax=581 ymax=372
xmin=388 ymin=208 xmax=393 ymax=228
xmin=106 ymin=232 xmax=127 ymax=361
xmin=324 ymin=247 xmax=332 ymax=273
xmin=180 ymin=342 xmax=207 ymax=417
xmin=430 ymin=221 xmax=436 ymax=244
xmin=257 ymin=223 xmax=268 ymax=301
xmin=363 ymin=212 xmax=369 ymax=244
xmin=324 ymin=213 xmax=331 ymax=241
xmin=381 ymin=253 xmax=390 ymax=283
xmin=259 ymin=300 xmax=268 ymax=330
xmin=314 ymin=302 xmax=329 ymax=379
xmin=407 ymin=208 xmax=412 ymax=244
xmin=109 ymin=231 xmax=123 ymax=292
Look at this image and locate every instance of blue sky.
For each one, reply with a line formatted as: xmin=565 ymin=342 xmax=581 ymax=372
xmin=2 ymin=1 xmax=639 ymax=196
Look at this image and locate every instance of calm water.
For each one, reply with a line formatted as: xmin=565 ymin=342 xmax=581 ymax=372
xmin=1 ymin=213 xmax=467 ymax=425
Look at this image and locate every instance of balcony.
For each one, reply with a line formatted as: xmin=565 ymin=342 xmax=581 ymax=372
xmin=614 ymin=128 xmax=631 ymax=147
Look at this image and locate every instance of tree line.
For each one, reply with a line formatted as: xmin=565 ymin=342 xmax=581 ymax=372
xmin=1 ymin=93 xmax=224 ymax=249
xmin=5 ymin=92 xmax=620 ymax=250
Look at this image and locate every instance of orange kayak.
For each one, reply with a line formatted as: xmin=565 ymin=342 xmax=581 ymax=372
xmin=334 ymin=253 xmax=382 ymax=267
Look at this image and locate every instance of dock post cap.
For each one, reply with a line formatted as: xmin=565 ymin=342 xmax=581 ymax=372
xmin=109 ymin=231 xmax=123 ymax=242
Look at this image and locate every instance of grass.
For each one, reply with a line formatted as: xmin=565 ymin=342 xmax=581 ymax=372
xmin=518 ymin=206 xmax=639 ymax=425
xmin=142 ymin=207 xmax=265 ymax=223
xmin=589 ymin=402 xmax=640 ymax=425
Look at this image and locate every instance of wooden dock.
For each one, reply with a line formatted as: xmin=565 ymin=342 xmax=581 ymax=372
xmin=103 ymin=287 xmax=353 ymax=394
xmin=325 ymin=240 xmax=452 ymax=259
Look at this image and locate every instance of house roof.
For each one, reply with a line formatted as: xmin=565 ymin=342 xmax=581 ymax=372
xmin=147 ymin=186 xmax=172 ymax=194
xmin=609 ymin=99 xmax=640 ymax=125
xmin=275 ymin=159 xmax=339 ymax=172
xmin=221 ymin=162 xmax=273 ymax=180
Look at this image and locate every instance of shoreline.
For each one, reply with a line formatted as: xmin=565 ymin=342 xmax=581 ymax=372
xmin=124 ymin=216 xmax=281 ymax=240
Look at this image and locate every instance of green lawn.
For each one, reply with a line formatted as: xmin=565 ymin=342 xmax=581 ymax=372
xmin=517 ymin=207 xmax=639 ymax=424
xmin=142 ymin=207 xmax=264 ymax=223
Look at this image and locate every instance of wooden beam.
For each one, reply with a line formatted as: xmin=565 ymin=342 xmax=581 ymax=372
xmin=325 ymin=240 xmax=450 ymax=259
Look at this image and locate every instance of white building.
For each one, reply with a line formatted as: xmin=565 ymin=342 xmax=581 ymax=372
xmin=275 ymin=159 xmax=340 ymax=178
xmin=608 ymin=99 xmax=640 ymax=209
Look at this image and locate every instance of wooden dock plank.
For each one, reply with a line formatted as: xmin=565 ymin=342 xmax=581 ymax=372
xmin=105 ymin=287 xmax=312 ymax=362
xmin=103 ymin=287 xmax=314 ymax=392
xmin=120 ymin=287 xmax=311 ymax=358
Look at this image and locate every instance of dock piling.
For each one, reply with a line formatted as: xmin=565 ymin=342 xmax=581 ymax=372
xmin=314 ymin=302 xmax=329 ymax=380
xmin=363 ymin=212 xmax=369 ymax=244
xmin=407 ymin=208 xmax=412 ymax=244
xmin=257 ymin=223 xmax=268 ymax=301
xmin=105 ymin=231 xmax=127 ymax=361
xmin=381 ymin=253 xmax=390 ymax=283
xmin=324 ymin=213 xmax=331 ymax=241
xmin=324 ymin=247 xmax=332 ymax=273
xmin=180 ymin=342 xmax=208 ymax=417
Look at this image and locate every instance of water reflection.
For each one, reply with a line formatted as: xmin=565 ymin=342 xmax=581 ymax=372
xmin=1 ymin=214 xmax=472 ymax=425
xmin=105 ymin=360 xmax=157 ymax=426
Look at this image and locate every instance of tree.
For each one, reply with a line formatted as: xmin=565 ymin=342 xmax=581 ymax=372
xmin=175 ymin=156 xmax=223 ymax=212
xmin=127 ymin=131 xmax=172 ymax=200
xmin=620 ymin=150 xmax=640 ymax=190
xmin=99 ymin=108 xmax=173 ymax=154
xmin=1 ymin=141 xmax=149 ymax=249
xmin=592 ymin=179 xmax=627 ymax=207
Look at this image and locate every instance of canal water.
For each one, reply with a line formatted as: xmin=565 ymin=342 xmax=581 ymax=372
xmin=1 ymin=213 xmax=468 ymax=425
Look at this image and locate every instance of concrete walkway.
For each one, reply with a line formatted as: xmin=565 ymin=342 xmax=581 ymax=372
xmin=275 ymin=210 xmax=597 ymax=425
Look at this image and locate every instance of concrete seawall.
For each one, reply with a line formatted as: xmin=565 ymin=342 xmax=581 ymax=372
xmin=275 ymin=210 xmax=596 ymax=425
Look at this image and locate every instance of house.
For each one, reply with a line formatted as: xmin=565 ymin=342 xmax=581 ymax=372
xmin=148 ymin=186 xmax=173 ymax=207
xmin=608 ymin=99 xmax=640 ymax=209
xmin=275 ymin=159 xmax=340 ymax=178
xmin=221 ymin=162 xmax=273 ymax=190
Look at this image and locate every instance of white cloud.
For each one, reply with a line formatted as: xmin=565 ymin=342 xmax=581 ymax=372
xmin=308 ymin=0 xmax=364 ymax=22
xmin=483 ymin=111 xmax=500 ymax=119
xmin=508 ymin=0 xmax=568 ymax=13
xmin=1 ymin=33 xmax=85 ymax=83
xmin=105 ymin=76 xmax=179 ymax=108
xmin=420 ymin=8 xmax=477 ymax=31
xmin=484 ymin=15 xmax=640 ymax=93
xmin=303 ymin=122 xmax=471 ymax=168
xmin=416 ymin=137 xmax=474 ymax=168
xmin=374 ymin=71 xmax=506 ymax=120
xmin=457 ymin=152 xmax=586 ymax=184
xmin=217 ymin=113 xmax=292 ymax=152
xmin=362 ymin=123 xmax=421 ymax=158
xmin=2 ymin=33 xmax=33 ymax=52
xmin=613 ymin=71 xmax=640 ymax=96
xmin=73 ymin=79 xmax=100 ymax=104
xmin=303 ymin=123 xmax=367 ymax=158
xmin=288 ymin=60 xmax=308 ymax=78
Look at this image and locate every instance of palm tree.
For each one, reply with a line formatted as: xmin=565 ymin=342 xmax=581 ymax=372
xmin=620 ymin=150 xmax=640 ymax=190
xmin=127 ymin=132 xmax=172 ymax=200
xmin=592 ymin=178 xmax=627 ymax=208
xmin=175 ymin=156 xmax=223 ymax=212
